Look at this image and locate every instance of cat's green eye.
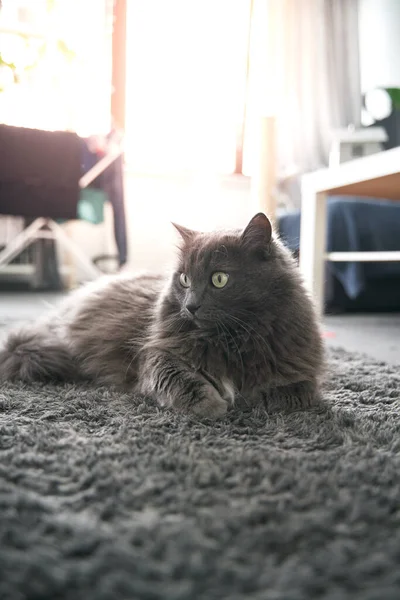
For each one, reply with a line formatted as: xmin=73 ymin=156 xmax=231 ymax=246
xmin=179 ymin=273 xmax=191 ymax=288
xmin=211 ymin=272 xmax=229 ymax=289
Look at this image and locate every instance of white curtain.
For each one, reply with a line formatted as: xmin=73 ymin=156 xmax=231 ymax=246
xmin=248 ymin=0 xmax=362 ymax=180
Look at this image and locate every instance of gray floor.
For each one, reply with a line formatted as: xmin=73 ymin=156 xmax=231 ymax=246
xmin=0 ymin=292 xmax=64 ymax=323
xmin=0 ymin=292 xmax=399 ymax=366
xmin=324 ymin=313 xmax=400 ymax=365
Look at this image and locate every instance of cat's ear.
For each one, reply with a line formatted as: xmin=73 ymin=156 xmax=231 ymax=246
xmin=241 ymin=213 xmax=272 ymax=254
xmin=172 ymin=222 xmax=196 ymax=243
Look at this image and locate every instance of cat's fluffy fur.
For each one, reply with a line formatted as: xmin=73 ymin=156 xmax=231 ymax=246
xmin=0 ymin=213 xmax=324 ymax=418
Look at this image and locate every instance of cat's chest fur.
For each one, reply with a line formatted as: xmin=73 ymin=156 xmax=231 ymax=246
xmin=184 ymin=331 xmax=270 ymax=400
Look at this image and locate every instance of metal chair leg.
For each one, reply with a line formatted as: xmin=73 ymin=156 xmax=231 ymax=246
xmin=0 ymin=217 xmax=47 ymax=268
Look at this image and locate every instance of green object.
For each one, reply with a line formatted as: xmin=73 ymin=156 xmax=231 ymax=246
xmin=57 ymin=188 xmax=106 ymax=225
xmin=77 ymin=188 xmax=106 ymax=225
xmin=385 ymin=88 xmax=400 ymax=111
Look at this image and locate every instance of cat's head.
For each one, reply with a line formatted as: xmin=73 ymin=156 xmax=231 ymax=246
xmin=167 ymin=213 xmax=291 ymax=330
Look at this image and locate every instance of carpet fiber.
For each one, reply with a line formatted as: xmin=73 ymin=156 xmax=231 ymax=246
xmin=1 ymin=348 xmax=400 ymax=600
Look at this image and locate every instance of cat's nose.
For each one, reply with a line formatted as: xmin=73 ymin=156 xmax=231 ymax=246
xmin=186 ymin=302 xmax=200 ymax=316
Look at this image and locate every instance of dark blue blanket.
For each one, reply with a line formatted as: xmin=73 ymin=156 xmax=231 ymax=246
xmin=278 ymin=197 xmax=400 ymax=299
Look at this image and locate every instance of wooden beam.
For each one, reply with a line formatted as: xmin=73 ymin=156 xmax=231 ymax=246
xmin=111 ymin=0 xmax=127 ymax=131
xmin=234 ymin=0 xmax=254 ymax=175
xmin=251 ymin=115 xmax=277 ymax=222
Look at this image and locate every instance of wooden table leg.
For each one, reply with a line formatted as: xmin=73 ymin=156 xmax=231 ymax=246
xmin=299 ymin=187 xmax=327 ymax=317
xmin=250 ymin=115 xmax=277 ymax=223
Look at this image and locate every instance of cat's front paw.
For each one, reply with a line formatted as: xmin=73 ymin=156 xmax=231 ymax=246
xmin=190 ymin=384 xmax=228 ymax=419
xmin=170 ymin=379 xmax=228 ymax=419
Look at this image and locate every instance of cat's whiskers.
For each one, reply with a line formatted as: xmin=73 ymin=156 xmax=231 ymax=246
xmin=215 ymin=319 xmax=230 ymax=365
xmin=235 ymin=310 xmax=278 ymax=370
xmin=224 ymin=313 xmax=272 ymax=374
xmin=228 ymin=312 xmax=270 ymax=354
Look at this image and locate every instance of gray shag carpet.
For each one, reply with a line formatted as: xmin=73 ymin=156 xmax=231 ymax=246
xmin=1 ymin=348 xmax=400 ymax=600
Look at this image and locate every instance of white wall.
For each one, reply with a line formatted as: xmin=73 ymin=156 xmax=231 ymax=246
xmin=122 ymin=173 xmax=253 ymax=274
xmin=359 ymin=0 xmax=400 ymax=93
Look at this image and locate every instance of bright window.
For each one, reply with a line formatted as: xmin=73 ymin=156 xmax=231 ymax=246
xmin=125 ymin=0 xmax=252 ymax=174
xmin=0 ymin=0 xmax=113 ymax=135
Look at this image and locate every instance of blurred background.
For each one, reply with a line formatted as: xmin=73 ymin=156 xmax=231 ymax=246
xmin=0 ymin=0 xmax=399 ymax=360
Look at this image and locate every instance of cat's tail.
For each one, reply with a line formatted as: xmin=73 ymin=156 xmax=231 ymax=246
xmin=0 ymin=327 xmax=78 ymax=383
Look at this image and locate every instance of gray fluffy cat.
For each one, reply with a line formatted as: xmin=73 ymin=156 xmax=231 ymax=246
xmin=0 ymin=213 xmax=324 ymax=418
